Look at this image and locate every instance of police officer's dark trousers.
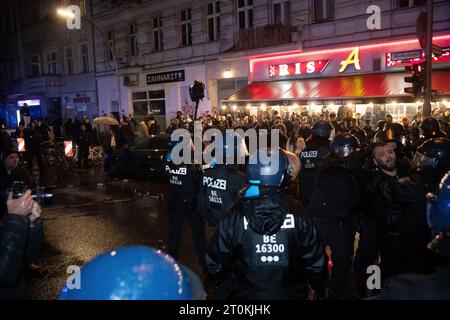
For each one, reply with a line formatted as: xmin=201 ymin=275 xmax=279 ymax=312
xmin=314 ymin=217 xmax=354 ymax=299
xmin=168 ymin=199 xmax=206 ymax=266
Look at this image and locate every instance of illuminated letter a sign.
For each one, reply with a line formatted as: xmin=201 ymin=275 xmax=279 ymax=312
xmin=339 ymin=47 xmax=361 ymax=73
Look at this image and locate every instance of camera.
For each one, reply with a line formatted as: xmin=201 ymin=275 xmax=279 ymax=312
xmin=8 ymin=181 xmax=54 ymax=204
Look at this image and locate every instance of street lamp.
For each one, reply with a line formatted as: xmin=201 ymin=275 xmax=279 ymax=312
xmin=56 ymin=8 xmax=122 ymax=116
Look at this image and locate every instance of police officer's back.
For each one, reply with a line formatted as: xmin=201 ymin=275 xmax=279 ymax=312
xmin=298 ymin=120 xmax=333 ymax=205
xmin=309 ymin=134 xmax=361 ymax=299
xmin=206 ymin=148 xmax=324 ymax=299
xmin=165 ymin=136 xmax=205 ymax=265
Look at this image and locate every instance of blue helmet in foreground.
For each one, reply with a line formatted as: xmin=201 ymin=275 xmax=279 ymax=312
xmin=59 ymin=246 xmax=204 ymax=300
xmin=427 ymin=172 xmax=450 ymax=256
xmin=243 ymin=148 xmax=289 ymax=198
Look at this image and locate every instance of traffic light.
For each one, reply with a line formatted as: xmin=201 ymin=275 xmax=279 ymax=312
xmin=404 ymin=62 xmax=426 ymax=97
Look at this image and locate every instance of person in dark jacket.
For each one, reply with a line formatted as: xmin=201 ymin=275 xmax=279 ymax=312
xmin=206 ymin=148 xmax=324 ymax=300
xmin=354 ymin=142 xmax=431 ymax=297
xmin=0 ymin=189 xmax=44 ymax=300
xmin=376 ymin=172 xmax=450 ymax=299
xmin=298 ymin=121 xmax=333 ymax=206
xmin=76 ymin=124 xmax=91 ymax=169
xmin=147 ymin=116 xmax=161 ymax=135
xmin=309 ymin=133 xmax=361 ymax=299
xmin=0 ymin=123 xmax=11 ymax=152
xmin=165 ymin=136 xmax=206 ymax=266
xmin=0 ymin=148 xmax=34 ymax=220
xmin=24 ymin=123 xmax=43 ymax=174
xmin=197 ymin=132 xmax=247 ymax=228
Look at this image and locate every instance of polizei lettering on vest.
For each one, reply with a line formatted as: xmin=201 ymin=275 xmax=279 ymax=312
xmin=203 ymin=176 xmax=227 ymax=190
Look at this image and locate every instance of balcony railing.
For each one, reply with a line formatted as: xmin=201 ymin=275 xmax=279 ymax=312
xmin=227 ymin=24 xmax=299 ymax=52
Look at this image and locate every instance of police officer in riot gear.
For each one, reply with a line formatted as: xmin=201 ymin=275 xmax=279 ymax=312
xmin=349 ymin=128 xmax=368 ymax=147
xmin=165 ymin=136 xmax=206 ymax=267
xmin=412 ymin=138 xmax=450 ymax=193
xmin=376 ymin=172 xmax=450 ymax=299
xmin=374 ymin=123 xmax=412 ymax=170
xmin=205 ymin=148 xmax=324 ymax=299
xmin=197 ymin=132 xmax=247 ymax=228
xmin=418 ymin=118 xmax=447 ymax=146
xmin=298 ymin=120 xmax=333 ymax=205
xmin=309 ymin=133 xmax=361 ymax=299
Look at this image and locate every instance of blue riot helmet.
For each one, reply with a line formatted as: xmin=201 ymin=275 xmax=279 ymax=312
xmin=427 ymin=172 xmax=450 ymax=257
xmin=412 ymin=138 xmax=450 ymax=172
xmin=311 ymin=120 xmax=334 ymax=139
xmin=243 ymin=148 xmax=289 ymax=198
xmin=330 ymin=133 xmax=360 ymax=158
xmin=59 ymin=246 xmax=204 ymax=300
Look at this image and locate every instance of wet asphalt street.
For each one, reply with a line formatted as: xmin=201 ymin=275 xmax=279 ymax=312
xmin=26 ymin=164 xmax=211 ymax=300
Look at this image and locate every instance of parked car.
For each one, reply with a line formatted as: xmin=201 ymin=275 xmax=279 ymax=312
xmin=104 ymin=133 xmax=170 ymax=181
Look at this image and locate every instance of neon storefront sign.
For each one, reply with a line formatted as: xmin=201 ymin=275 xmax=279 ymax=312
xmin=268 ymin=59 xmax=329 ymax=77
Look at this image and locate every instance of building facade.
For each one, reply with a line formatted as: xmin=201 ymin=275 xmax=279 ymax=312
xmin=0 ymin=0 xmax=97 ymax=128
xmin=2 ymin=0 xmax=450 ymax=129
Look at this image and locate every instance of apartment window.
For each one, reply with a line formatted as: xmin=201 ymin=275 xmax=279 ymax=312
xmin=180 ymin=9 xmax=192 ymax=46
xmin=238 ymin=0 xmax=253 ymax=29
xmin=5 ymin=59 xmax=17 ymax=81
xmin=4 ymin=9 xmax=16 ymax=34
xmin=273 ymin=0 xmax=291 ymax=25
xmin=81 ymin=43 xmax=89 ymax=73
xmin=65 ymin=47 xmax=73 ymax=75
xmin=395 ymin=0 xmax=425 ymax=8
xmin=152 ymin=17 xmax=163 ymax=51
xmin=207 ymin=1 xmax=220 ymax=42
xmin=128 ymin=23 xmax=138 ymax=56
xmin=79 ymin=0 xmax=86 ymax=16
xmin=47 ymin=51 xmax=58 ymax=75
xmin=0 ymin=13 xmax=4 ymax=36
xmin=30 ymin=54 xmax=41 ymax=77
xmin=107 ymin=29 xmax=115 ymax=61
xmin=313 ymin=0 xmax=333 ymax=22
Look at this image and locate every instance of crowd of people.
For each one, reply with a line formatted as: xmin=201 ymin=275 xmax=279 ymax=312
xmin=1 ymin=100 xmax=450 ymax=300
xmin=161 ymin=103 xmax=450 ymax=300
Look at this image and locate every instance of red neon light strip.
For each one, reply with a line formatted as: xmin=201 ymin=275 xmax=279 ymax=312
xmin=249 ymin=34 xmax=450 ymax=66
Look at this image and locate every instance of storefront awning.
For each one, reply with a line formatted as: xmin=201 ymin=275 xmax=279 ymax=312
xmin=225 ymin=70 xmax=450 ymax=104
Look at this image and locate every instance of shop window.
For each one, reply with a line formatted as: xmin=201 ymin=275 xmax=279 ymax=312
xmin=132 ymin=90 xmax=166 ymax=116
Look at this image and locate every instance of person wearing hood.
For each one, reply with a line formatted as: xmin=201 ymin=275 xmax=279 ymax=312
xmin=375 ymin=172 xmax=450 ymax=299
xmin=205 ymin=148 xmax=324 ymax=300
